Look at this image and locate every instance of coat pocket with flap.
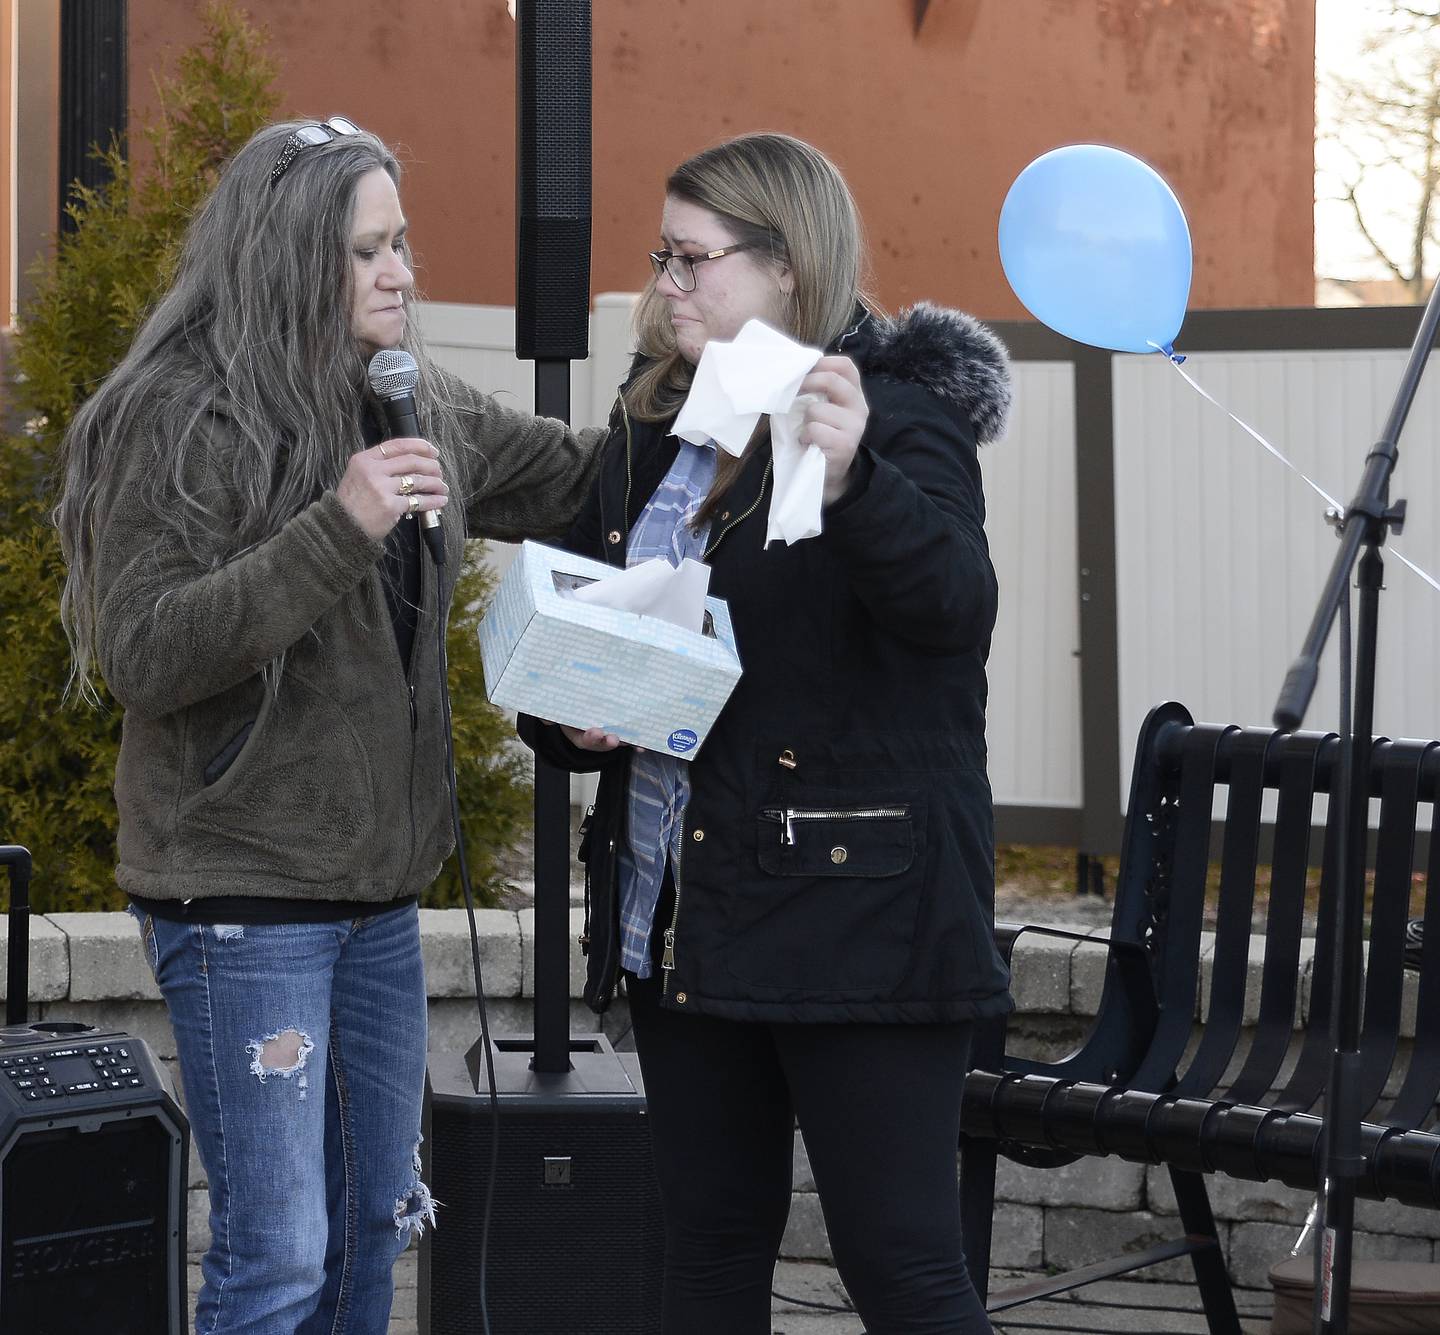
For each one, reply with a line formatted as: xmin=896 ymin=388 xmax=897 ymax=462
xmin=732 ymin=786 xmax=928 ymax=994
xmin=756 ymin=804 xmax=915 ymax=877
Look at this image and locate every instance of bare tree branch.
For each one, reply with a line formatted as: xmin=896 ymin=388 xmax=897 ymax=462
xmin=1319 ymin=0 xmax=1440 ymax=291
xmin=1345 ymin=183 xmax=1412 ymax=284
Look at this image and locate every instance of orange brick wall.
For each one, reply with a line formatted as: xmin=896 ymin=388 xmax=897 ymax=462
xmin=126 ymin=0 xmax=1314 ymax=319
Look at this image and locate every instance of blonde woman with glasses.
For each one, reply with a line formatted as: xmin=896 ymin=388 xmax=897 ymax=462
xmin=522 ymin=132 xmax=1012 ymax=1334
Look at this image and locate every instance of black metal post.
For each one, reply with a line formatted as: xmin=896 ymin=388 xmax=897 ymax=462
xmin=1 ymin=846 xmax=32 ymax=1027
xmin=515 ymin=0 xmax=590 ymax=1077
xmin=1273 ymin=274 xmax=1440 ymax=1335
xmin=1074 ymin=346 xmax=1125 ymax=857
xmin=531 ymin=361 xmax=575 ymax=1075
xmin=58 ymin=0 xmax=127 ymax=232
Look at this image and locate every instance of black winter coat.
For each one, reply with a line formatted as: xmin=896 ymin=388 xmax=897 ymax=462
xmin=521 ymin=304 xmax=1015 ymax=1024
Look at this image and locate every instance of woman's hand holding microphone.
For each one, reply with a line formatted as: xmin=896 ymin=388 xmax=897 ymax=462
xmin=337 ymin=438 xmax=448 ymax=541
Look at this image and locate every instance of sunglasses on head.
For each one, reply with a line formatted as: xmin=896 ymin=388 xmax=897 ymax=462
xmin=269 ymin=117 xmax=363 ymax=187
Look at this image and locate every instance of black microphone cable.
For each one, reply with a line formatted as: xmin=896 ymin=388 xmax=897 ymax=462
xmin=414 ymin=428 xmax=501 ymax=1335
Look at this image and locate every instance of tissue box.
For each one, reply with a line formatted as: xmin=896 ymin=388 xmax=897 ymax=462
xmin=478 ymin=541 xmax=743 ymax=760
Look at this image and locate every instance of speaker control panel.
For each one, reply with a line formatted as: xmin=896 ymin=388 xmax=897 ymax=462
xmin=0 ymin=1043 xmax=146 ymax=1103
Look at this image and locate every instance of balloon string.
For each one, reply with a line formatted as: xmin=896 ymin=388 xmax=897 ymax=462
xmin=1392 ymin=548 xmax=1440 ymax=594
xmin=1148 ymin=343 xmax=1440 ymax=595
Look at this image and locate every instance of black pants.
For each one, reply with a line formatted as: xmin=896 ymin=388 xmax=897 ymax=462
xmin=626 ymin=966 xmax=994 ymax=1335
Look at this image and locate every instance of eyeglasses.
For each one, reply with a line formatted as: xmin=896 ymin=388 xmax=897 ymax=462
xmin=648 ymin=245 xmax=748 ymax=293
xmin=269 ymin=117 xmax=363 ymax=187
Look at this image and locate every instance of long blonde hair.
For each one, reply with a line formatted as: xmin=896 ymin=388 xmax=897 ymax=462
xmin=627 ymin=135 xmax=876 ymax=519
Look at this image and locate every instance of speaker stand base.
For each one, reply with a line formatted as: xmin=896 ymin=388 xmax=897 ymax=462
xmin=463 ymin=1032 xmax=641 ymax=1101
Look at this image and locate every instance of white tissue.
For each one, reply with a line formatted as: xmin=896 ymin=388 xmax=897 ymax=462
xmin=567 ymin=557 xmax=712 ymax=636
xmin=768 ymin=393 xmax=827 ymax=545
xmin=671 ymin=320 xmax=827 ymax=546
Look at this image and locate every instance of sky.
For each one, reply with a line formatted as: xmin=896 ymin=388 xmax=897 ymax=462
xmin=1314 ymin=0 xmax=1433 ymax=282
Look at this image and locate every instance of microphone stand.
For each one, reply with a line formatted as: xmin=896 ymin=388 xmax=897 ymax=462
xmin=1273 ymin=274 xmax=1440 ymax=1334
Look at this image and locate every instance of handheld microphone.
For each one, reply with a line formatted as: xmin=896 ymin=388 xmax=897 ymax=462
xmin=367 ymin=349 xmax=445 ymax=566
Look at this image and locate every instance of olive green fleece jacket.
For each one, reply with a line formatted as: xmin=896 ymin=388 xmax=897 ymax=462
xmin=95 ymin=369 xmax=604 ymax=904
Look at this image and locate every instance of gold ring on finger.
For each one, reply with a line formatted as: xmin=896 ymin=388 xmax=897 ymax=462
xmin=407 ymin=493 xmax=421 ymax=515
xmin=378 ymin=443 xmax=391 ymax=459
xmin=398 ymin=475 xmax=416 ymax=496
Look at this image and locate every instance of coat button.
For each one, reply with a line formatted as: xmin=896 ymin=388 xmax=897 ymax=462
xmin=691 ymin=829 xmax=705 ymax=842
xmin=675 ymin=992 xmax=688 ymax=1004
xmin=607 ymin=529 xmax=622 ymax=545
xmin=830 ymin=846 xmax=848 ymax=864
xmin=720 ymin=510 xmax=731 ymax=521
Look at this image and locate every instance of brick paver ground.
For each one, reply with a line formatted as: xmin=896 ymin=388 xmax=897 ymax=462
xmin=188 ymin=1251 xmax=1276 ymax=1332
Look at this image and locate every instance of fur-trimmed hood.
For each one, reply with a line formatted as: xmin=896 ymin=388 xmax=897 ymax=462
xmin=837 ymin=303 xmax=1011 ymax=447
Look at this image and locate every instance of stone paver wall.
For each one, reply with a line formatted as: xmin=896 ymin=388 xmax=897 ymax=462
xmin=5 ymin=912 xmax=1435 ymax=1284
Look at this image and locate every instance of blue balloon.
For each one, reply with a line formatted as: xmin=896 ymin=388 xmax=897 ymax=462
xmin=999 ymin=144 xmax=1192 ymax=355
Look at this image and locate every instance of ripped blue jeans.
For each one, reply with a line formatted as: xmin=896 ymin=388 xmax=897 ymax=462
xmin=135 ymin=903 xmax=433 ymax=1335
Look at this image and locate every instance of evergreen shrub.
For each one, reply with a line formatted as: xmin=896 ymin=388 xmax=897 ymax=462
xmin=0 ymin=4 xmax=530 ymax=912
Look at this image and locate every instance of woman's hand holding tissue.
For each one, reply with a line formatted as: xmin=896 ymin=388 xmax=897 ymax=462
xmin=798 ymin=356 xmax=870 ymax=505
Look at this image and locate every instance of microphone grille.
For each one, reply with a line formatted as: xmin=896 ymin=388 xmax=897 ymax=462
xmin=367 ymin=348 xmax=419 ymax=399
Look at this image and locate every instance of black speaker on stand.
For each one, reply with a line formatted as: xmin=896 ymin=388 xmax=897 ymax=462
xmin=421 ymin=1041 xmax=663 ymax=1334
xmin=0 ymin=846 xmax=189 ymax=1335
xmin=418 ymin=4 xmax=664 ymax=1331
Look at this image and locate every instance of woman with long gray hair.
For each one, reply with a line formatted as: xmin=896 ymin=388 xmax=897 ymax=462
xmin=56 ymin=117 xmax=602 ymax=1333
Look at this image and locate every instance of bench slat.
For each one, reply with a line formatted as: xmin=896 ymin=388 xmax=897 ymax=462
xmin=1129 ymin=724 xmax=1234 ymax=1094
xmin=1352 ymin=742 xmax=1428 ymax=1114
xmin=1176 ymin=729 xmax=1271 ymax=1099
xmin=1220 ymin=735 xmax=1328 ymax=1104
xmin=1272 ymin=774 xmax=1346 ymax=1113
xmin=1383 ymin=777 xmax=1440 ymax=1128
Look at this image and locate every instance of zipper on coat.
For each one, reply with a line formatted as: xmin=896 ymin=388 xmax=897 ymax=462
xmin=399 ymin=534 xmax=432 ymax=889
xmin=702 ymin=459 xmax=772 ymax=560
xmin=661 ymin=809 xmax=685 ymax=995
xmin=760 ymin=805 xmax=910 ymax=847
xmin=614 ymin=399 xmax=766 ymax=563
xmin=601 ymin=824 xmax=622 ymax=1006
xmin=621 ymin=399 xmax=635 ymax=535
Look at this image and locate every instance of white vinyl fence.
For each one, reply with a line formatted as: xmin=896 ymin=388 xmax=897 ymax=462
xmin=1114 ymin=349 xmax=1440 ymax=787
xmin=420 ymin=301 xmax=1440 ymax=845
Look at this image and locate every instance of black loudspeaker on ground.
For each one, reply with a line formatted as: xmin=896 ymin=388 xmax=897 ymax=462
xmin=515 ymin=0 xmax=592 ymax=362
xmin=418 ymin=1038 xmax=664 ymax=1334
xmin=0 ymin=1022 xmax=189 ymax=1334
xmin=0 ymin=846 xmax=189 ymax=1334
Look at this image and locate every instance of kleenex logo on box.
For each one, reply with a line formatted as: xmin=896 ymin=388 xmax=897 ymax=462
xmin=477 ymin=542 xmax=743 ymax=763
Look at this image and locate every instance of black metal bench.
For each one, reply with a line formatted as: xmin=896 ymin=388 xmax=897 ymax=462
xmin=959 ymin=701 xmax=1440 ymax=1333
